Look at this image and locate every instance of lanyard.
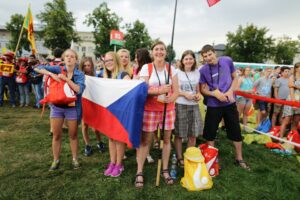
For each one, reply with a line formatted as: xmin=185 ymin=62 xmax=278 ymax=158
xmin=153 ymin=64 xmax=167 ymax=86
xmin=184 ymin=71 xmax=194 ymax=91
xmin=209 ymin=62 xmax=220 ymax=90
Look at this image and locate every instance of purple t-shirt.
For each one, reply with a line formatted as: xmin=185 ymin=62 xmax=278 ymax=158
xmin=199 ymin=56 xmax=236 ymax=107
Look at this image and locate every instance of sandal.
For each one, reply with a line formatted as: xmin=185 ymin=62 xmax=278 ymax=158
xmin=177 ymin=158 xmax=184 ymax=168
xmin=161 ymin=169 xmax=174 ymax=185
xmin=135 ymin=172 xmax=144 ymax=188
xmin=235 ymin=160 xmax=251 ymax=171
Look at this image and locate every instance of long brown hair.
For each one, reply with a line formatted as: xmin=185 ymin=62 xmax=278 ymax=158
xmin=135 ymin=48 xmax=152 ymax=74
xmin=79 ymin=57 xmax=95 ymax=76
xmin=293 ymin=62 xmax=300 ymax=78
xmin=180 ymin=50 xmax=196 ymax=72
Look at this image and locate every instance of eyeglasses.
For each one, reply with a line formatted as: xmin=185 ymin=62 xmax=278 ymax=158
xmin=104 ymin=59 xmax=113 ymax=63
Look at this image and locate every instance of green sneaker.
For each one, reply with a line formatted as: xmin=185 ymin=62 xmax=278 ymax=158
xmin=72 ymin=159 xmax=80 ymax=169
xmin=49 ymin=160 xmax=60 ymax=171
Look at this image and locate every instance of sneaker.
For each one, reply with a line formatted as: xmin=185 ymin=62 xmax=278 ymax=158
xmin=146 ymin=155 xmax=154 ymax=164
xmin=104 ymin=163 xmax=115 ymax=176
xmin=49 ymin=160 xmax=60 ymax=171
xmin=111 ymin=164 xmax=124 ymax=177
xmin=72 ymin=159 xmax=80 ymax=169
xmin=97 ymin=142 xmax=105 ymax=153
xmin=84 ymin=145 xmax=93 ymax=156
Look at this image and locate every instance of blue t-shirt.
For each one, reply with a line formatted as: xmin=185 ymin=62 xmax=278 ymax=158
xmin=199 ymin=56 xmax=236 ymax=107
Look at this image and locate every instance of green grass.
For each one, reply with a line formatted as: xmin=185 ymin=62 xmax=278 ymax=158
xmin=0 ymin=103 xmax=299 ymax=200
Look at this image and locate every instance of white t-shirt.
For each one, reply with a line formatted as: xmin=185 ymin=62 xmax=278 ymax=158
xmin=139 ymin=63 xmax=177 ymax=86
xmin=176 ymin=69 xmax=200 ymax=105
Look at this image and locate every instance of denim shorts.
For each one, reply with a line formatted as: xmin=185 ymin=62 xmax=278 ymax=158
xmin=50 ymin=105 xmax=77 ymax=120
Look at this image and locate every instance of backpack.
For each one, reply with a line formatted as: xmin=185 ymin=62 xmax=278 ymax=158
xmin=180 ymin=147 xmax=213 ymax=191
xmin=40 ymin=66 xmax=77 ymax=105
xmin=15 ymin=66 xmax=28 ymax=84
xmin=199 ymin=144 xmax=219 ymax=177
xmin=256 ymin=118 xmax=271 ymax=133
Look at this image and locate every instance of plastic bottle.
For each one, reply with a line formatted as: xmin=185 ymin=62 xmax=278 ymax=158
xmin=170 ymin=153 xmax=177 ymax=179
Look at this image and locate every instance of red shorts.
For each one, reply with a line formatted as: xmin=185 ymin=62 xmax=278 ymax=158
xmin=142 ymin=110 xmax=175 ymax=132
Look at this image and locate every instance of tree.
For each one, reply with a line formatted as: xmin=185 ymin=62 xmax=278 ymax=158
xmin=274 ymin=36 xmax=299 ymax=65
xmin=124 ymin=20 xmax=152 ymax=59
xmin=85 ymin=2 xmax=122 ymax=58
xmin=225 ymin=24 xmax=274 ymax=63
xmin=5 ymin=14 xmax=30 ymax=56
xmin=37 ymin=0 xmax=79 ymax=51
xmin=166 ymin=44 xmax=176 ymax=62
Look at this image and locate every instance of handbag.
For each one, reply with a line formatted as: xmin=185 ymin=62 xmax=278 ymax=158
xmin=40 ymin=66 xmax=77 ymax=105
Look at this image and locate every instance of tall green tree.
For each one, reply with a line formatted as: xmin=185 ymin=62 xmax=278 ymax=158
xmin=225 ymin=24 xmax=274 ymax=63
xmin=85 ymin=2 xmax=122 ymax=58
xmin=37 ymin=0 xmax=79 ymax=51
xmin=274 ymin=36 xmax=299 ymax=65
xmin=124 ymin=20 xmax=152 ymax=59
xmin=5 ymin=14 xmax=30 ymax=56
xmin=166 ymin=44 xmax=176 ymax=62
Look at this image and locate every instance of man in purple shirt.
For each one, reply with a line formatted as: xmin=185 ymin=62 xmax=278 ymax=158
xmin=199 ymin=45 xmax=250 ymax=170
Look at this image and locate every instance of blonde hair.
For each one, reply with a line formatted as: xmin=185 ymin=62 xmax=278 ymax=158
xmin=62 ymin=49 xmax=78 ymax=61
xmin=103 ymin=51 xmax=123 ymax=79
xmin=117 ymin=49 xmax=132 ymax=76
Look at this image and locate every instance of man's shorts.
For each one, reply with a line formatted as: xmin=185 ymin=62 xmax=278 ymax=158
xmin=203 ymin=103 xmax=242 ymax=142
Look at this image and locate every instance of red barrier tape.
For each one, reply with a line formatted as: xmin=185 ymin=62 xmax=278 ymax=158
xmin=235 ymin=90 xmax=300 ymax=108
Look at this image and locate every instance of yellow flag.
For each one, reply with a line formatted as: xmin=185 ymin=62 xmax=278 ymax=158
xmin=23 ymin=5 xmax=37 ymax=54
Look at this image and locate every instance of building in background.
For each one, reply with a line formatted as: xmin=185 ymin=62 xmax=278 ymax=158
xmin=71 ymin=31 xmax=96 ymax=60
xmin=0 ymin=25 xmax=96 ymax=60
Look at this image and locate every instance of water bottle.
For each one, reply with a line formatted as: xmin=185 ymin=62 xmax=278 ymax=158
xmin=170 ymin=153 xmax=177 ymax=179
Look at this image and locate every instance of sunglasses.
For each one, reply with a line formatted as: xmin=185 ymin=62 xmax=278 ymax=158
xmin=104 ymin=59 xmax=113 ymax=63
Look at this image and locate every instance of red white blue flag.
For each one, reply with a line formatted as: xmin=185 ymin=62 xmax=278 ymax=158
xmin=82 ymin=76 xmax=148 ymax=148
xmin=207 ymin=0 xmax=221 ymax=7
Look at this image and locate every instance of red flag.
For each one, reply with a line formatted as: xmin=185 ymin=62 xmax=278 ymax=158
xmin=207 ymin=0 xmax=221 ymax=7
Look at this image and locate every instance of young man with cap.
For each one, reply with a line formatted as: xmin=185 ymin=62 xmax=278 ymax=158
xmin=199 ymin=44 xmax=250 ymax=170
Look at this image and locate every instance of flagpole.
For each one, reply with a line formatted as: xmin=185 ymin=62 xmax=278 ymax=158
xmin=14 ymin=25 xmax=25 ymax=56
xmin=156 ymin=0 xmax=178 ymax=187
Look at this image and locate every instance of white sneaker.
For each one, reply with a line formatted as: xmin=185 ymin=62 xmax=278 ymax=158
xmin=146 ymin=155 xmax=154 ymax=164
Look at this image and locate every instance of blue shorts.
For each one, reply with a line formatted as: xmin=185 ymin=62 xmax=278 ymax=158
xmin=50 ymin=105 xmax=77 ymax=120
xmin=257 ymin=100 xmax=268 ymax=111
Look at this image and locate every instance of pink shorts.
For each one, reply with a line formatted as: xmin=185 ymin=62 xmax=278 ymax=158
xmin=142 ymin=110 xmax=175 ymax=132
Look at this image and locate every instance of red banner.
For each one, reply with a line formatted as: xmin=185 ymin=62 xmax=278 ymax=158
xmin=235 ymin=90 xmax=300 ymax=107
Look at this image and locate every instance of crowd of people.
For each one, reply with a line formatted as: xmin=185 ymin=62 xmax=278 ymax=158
xmin=1 ymin=41 xmax=299 ymax=188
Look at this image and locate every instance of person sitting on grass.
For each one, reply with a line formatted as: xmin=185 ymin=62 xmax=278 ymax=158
xmin=34 ymin=49 xmax=85 ymax=171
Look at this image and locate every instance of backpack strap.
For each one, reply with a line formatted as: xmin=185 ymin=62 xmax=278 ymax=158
xmin=148 ymin=62 xmax=172 ymax=82
xmin=117 ymin=71 xmax=123 ymax=80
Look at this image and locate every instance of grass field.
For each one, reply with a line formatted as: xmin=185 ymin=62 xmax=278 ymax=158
xmin=0 ymin=103 xmax=299 ymax=200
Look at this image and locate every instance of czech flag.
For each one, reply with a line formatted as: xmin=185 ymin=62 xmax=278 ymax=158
xmin=82 ymin=76 xmax=148 ymax=148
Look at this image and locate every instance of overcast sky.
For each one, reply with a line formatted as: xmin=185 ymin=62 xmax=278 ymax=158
xmin=1 ymin=0 xmax=299 ymax=58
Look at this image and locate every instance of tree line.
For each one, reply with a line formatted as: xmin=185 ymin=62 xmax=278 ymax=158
xmin=5 ymin=0 xmax=300 ymax=64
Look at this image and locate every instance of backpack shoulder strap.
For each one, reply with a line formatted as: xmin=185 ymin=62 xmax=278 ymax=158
xmin=117 ymin=71 xmax=123 ymax=80
xmin=166 ymin=63 xmax=172 ymax=78
xmin=148 ymin=63 xmax=153 ymax=78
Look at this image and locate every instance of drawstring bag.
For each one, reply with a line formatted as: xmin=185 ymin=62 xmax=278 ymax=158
xmin=199 ymin=144 xmax=219 ymax=177
xmin=40 ymin=66 xmax=77 ymax=105
xmin=180 ymin=147 xmax=213 ymax=191
xmin=256 ymin=118 xmax=271 ymax=133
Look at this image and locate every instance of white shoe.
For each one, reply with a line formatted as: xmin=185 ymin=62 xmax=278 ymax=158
xmin=146 ymin=155 xmax=154 ymax=164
